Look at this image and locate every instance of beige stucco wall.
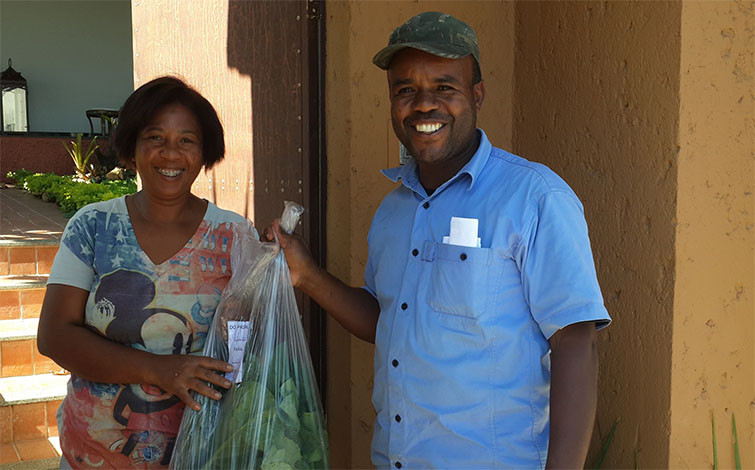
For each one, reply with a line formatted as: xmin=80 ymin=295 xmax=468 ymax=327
xmin=513 ymin=2 xmax=681 ymax=467
xmin=671 ymin=2 xmax=754 ymax=469
xmin=324 ymin=2 xmax=515 ymax=467
xmin=130 ymin=0 xmax=255 ymax=218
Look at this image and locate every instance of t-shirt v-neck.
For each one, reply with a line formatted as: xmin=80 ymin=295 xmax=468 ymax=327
xmin=124 ymin=196 xmax=210 ymax=267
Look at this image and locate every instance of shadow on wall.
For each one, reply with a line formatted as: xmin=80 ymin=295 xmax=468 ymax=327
xmin=226 ymin=0 xmax=305 ymax=229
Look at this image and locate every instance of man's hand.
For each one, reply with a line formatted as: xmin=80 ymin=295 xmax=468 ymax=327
xmin=546 ymin=321 xmax=598 ymax=469
xmin=263 ymin=219 xmax=320 ymax=289
xmin=262 ymin=220 xmax=380 ymax=343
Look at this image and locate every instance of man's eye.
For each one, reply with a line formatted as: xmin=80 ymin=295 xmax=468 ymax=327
xmin=437 ymin=85 xmax=454 ymax=91
xmin=396 ymin=87 xmax=414 ymax=95
xmin=146 ymin=135 xmax=163 ymax=142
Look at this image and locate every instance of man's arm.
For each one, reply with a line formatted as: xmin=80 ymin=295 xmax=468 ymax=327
xmin=270 ymin=221 xmax=380 ymax=343
xmin=545 ymin=321 xmax=599 ymax=469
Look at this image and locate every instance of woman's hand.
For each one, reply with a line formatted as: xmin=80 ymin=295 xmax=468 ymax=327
xmin=39 ymin=284 xmax=236 ymax=411
xmin=150 ymin=354 xmax=234 ymax=411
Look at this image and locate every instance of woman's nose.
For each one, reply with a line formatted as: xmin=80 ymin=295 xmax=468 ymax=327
xmin=160 ymin=138 xmax=180 ymax=157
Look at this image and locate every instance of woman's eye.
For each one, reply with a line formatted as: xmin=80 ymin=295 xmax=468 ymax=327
xmin=181 ymin=137 xmax=195 ymax=144
xmin=146 ymin=135 xmax=162 ymax=142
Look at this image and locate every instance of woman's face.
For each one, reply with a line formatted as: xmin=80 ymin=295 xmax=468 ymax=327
xmin=134 ymin=103 xmax=203 ymax=203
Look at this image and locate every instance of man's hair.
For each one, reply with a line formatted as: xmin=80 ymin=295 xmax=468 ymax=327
xmin=112 ymin=76 xmax=225 ymax=169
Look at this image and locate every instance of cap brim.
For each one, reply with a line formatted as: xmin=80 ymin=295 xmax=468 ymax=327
xmin=372 ymin=42 xmax=474 ymax=70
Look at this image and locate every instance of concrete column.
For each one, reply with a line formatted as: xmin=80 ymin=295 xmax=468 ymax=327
xmin=672 ymin=2 xmax=754 ymax=468
xmin=514 ymin=1 xmax=753 ymax=468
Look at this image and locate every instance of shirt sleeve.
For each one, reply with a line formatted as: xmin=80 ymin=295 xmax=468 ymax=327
xmin=520 ymin=190 xmax=611 ymax=339
xmin=362 ymin=223 xmax=378 ymax=299
xmin=47 ymin=208 xmax=96 ymax=291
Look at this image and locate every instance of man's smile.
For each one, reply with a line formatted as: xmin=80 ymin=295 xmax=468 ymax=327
xmin=413 ymin=122 xmax=445 ymax=134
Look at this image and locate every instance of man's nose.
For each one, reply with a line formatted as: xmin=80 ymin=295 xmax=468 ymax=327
xmin=411 ymin=90 xmax=439 ymax=112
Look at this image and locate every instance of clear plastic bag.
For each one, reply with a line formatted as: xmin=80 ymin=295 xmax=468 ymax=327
xmin=171 ymin=201 xmax=328 ymax=469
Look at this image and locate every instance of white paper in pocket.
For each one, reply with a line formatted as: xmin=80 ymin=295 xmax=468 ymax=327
xmin=444 ymin=217 xmax=480 ymax=248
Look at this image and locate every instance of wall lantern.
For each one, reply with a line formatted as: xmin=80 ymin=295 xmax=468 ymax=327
xmin=1 ymin=59 xmax=29 ymax=133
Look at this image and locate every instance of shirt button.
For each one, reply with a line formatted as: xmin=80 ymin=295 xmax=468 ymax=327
xmin=423 ymin=201 xmax=430 ymax=209
xmin=395 ymin=462 xmax=402 ymax=469
xmin=401 ymin=303 xmax=408 ymax=310
xmin=460 ymin=253 xmax=467 ymax=261
xmin=412 ymin=248 xmax=419 ymax=256
xmin=392 ymin=359 xmax=399 ymax=367
xmin=395 ymin=414 xmax=401 ymax=422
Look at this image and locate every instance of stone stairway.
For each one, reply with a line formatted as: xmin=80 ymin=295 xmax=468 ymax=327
xmin=1 ymin=188 xmax=69 ymax=469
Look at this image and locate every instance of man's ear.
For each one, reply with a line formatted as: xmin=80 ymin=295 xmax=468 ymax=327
xmin=473 ymin=80 xmax=485 ymax=111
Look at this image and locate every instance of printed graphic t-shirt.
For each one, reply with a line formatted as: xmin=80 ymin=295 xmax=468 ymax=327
xmin=47 ymin=196 xmax=254 ymax=469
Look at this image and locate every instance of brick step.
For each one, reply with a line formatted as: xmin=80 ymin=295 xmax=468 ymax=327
xmin=0 ymin=277 xmax=46 ymax=322
xmin=0 ymin=319 xmax=63 ymax=379
xmin=0 ymin=373 xmax=67 ymax=466
xmin=0 ymin=244 xmax=58 ymax=278
xmin=0 ymin=439 xmax=60 ymax=468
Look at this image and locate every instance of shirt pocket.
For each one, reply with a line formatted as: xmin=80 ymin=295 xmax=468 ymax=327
xmin=424 ymin=240 xmax=498 ymax=319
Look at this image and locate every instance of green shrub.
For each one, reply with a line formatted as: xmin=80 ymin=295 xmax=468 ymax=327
xmin=7 ymin=168 xmax=33 ymax=186
xmin=64 ymin=134 xmax=99 ymax=182
xmin=6 ymin=169 xmax=137 ymax=216
xmin=23 ymin=173 xmax=74 ymax=197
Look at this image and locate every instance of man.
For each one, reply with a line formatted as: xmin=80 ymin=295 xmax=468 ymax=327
xmin=269 ymin=11 xmax=610 ymax=469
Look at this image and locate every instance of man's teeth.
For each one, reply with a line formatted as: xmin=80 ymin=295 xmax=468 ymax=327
xmin=415 ymin=123 xmax=443 ymax=134
xmin=157 ymin=168 xmax=182 ymax=177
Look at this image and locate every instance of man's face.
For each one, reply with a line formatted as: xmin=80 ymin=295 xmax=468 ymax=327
xmin=388 ymin=48 xmax=484 ymax=168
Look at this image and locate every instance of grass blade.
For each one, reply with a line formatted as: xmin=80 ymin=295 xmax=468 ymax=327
xmin=732 ymin=413 xmax=740 ymax=470
xmin=593 ymin=418 xmax=619 ymax=469
xmin=712 ymin=413 xmax=718 ymax=470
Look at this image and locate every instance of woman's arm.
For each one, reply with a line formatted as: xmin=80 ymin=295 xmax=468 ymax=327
xmin=37 ymin=284 xmax=233 ymax=410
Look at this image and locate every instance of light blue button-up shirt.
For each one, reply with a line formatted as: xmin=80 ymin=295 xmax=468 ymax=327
xmin=364 ymin=130 xmax=610 ymax=469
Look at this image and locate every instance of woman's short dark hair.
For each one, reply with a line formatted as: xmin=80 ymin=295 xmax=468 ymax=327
xmin=113 ymin=76 xmax=225 ymax=169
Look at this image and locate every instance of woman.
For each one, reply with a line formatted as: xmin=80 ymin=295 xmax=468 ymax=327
xmin=37 ymin=76 xmax=255 ymax=469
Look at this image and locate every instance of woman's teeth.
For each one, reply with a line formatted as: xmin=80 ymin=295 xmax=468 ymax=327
xmin=415 ymin=123 xmax=443 ymax=134
xmin=157 ymin=168 xmax=182 ymax=177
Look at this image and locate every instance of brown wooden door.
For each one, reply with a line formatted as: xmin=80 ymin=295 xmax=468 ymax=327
xmin=131 ymin=0 xmax=326 ymax=390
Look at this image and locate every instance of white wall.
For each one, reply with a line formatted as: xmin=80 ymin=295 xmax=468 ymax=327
xmin=0 ymin=0 xmax=133 ymax=134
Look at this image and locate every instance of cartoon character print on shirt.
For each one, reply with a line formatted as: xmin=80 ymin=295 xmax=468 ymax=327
xmin=91 ymin=269 xmax=193 ymax=466
xmin=190 ymin=283 xmax=222 ymax=350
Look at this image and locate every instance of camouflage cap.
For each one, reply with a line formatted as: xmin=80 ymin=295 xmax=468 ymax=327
xmin=372 ymin=11 xmax=480 ymax=70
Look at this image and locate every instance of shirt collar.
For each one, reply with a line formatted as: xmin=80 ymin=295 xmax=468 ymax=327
xmin=381 ymin=129 xmax=493 ymax=195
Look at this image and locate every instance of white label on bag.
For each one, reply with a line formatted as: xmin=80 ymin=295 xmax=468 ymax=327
xmin=226 ymin=321 xmax=250 ymax=383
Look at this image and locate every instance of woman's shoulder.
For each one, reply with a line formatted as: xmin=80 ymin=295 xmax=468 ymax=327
xmin=65 ymin=196 xmax=127 ymax=227
xmin=203 ymin=201 xmax=257 ymax=237
xmin=204 ymin=201 xmax=248 ymax=224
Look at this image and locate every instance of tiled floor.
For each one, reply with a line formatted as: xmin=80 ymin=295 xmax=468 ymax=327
xmin=0 ymin=187 xmax=68 ymax=245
